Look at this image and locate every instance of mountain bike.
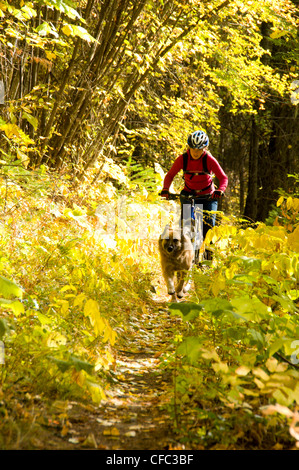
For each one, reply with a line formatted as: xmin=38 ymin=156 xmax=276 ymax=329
xmin=160 ymin=192 xmax=213 ymax=265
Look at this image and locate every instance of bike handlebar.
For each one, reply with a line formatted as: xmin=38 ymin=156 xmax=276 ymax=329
xmin=167 ymin=193 xmax=180 ymax=200
xmin=159 ymin=192 xmax=214 ymax=201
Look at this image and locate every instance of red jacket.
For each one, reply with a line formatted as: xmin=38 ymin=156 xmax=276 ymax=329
xmin=163 ymin=150 xmax=228 ymax=195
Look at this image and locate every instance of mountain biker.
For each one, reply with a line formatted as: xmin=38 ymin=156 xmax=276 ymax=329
xmin=160 ymin=130 xmax=228 ymax=259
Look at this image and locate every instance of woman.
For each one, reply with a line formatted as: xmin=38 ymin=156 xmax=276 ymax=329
xmin=161 ymin=130 xmax=228 ymax=259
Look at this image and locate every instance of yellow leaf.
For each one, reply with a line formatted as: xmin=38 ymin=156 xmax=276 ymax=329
xmin=87 ymin=381 xmax=106 ymax=403
xmin=0 ymin=299 xmax=24 ymax=315
xmin=84 ymin=299 xmax=99 ymax=317
xmin=103 ymin=324 xmax=117 ymax=345
xmin=292 ymin=198 xmax=299 ymax=212
xmin=17 ymin=148 xmax=30 ymax=167
xmin=211 ymin=275 xmax=226 ymax=296
xmin=266 ymin=357 xmax=278 ymax=373
xmin=73 ymin=293 xmax=86 ymax=307
xmin=45 ymin=50 xmax=56 ymax=60
xmin=60 ymin=300 xmax=69 ymax=316
xmin=103 ymin=427 xmax=119 ymax=436
xmin=84 ymin=299 xmax=105 ymax=335
xmin=81 ymin=433 xmax=97 ymax=448
xmin=72 ymin=369 xmax=86 ymax=387
xmin=254 ymin=377 xmax=265 ymax=389
xmin=253 ymin=367 xmax=270 ymax=381
xmin=288 ymin=226 xmax=299 ymax=251
xmin=261 ymin=404 xmax=293 ymax=417
xmin=60 ymin=285 xmax=77 ymax=293
xmin=61 ymin=424 xmax=69 ymax=437
xmin=62 ymin=24 xmax=73 ymax=36
xmin=201 ymin=348 xmax=220 ymax=362
xmin=46 ymin=332 xmax=67 ymax=348
xmin=212 ymin=362 xmax=229 ymax=373
xmin=225 ymin=264 xmax=238 ymax=280
xmin=235 ymin=365 xmax=251 ymax=376
xmin=2 ymin=123 xmax=20 ymax=139
xmin=270 ymin=29 xmax=288 ymax=39
xmin=277 ymin=196 xmax=284 ymax=207
xmin=286 ymin=197 xmax=293 ymax=211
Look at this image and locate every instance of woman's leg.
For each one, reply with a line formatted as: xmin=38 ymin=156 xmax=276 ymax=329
xmin=202 ymin=199 xmax=218 ymax=239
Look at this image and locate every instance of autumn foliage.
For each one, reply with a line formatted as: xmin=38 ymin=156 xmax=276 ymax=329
xmin=0 ymin=0 xmax=298 ymax=451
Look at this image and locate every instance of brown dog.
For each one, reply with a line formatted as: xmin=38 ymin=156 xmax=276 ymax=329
xmin=158 ymin=224 xmax=194 ymax=302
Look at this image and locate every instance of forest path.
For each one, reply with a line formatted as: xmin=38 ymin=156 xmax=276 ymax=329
xmin=31 ymin=296 xmax=185 ymax=450
xmin=69 ymin=300 xmax=181 ymax=450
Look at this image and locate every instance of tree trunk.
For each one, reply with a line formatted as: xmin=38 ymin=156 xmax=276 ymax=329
xmin=256 ymin=104 xmax=299 ymax=221
xmin=244 ymin=115 xmax=259 ymax=222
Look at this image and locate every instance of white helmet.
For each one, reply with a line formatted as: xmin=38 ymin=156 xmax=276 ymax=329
xmin=187 ymin=130 xmax=209 ymax=149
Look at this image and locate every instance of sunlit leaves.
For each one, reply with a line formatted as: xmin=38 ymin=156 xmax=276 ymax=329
xmin=1 ymin=0 xmax=297 ymax=171
xmin=40 ymin=0 xmax=83 ymax=22
xmin=62 ymin=24 xmax=95 ymax=43
xmin=36 ymin=22 xmax=59 ymax=38
xmin=84 ymin=299 xmax=106 ymax=336
xmin=0 ymin=275 xmax=23 ymax=299
xmin=169 ymin=191 xmax=299 ymax=446
xmin=0 ymin=298 xmax=24 ymax=316
xmin=0 ymin=119 xmax=34 ymax=146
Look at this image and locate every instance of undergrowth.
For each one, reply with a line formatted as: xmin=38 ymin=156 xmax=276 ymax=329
xmin=0 ymin=160 xmax=298 ymax=450
xmin=167 ymin=195 xmax=299 ymax=449
xmin=0 ymin=161 xmax=160 ymax=448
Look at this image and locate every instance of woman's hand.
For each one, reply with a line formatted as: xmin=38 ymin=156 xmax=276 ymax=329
xmin=160 ymin=189 xmax=170 ymax=200
xmin=212 ymin=190 xmax=223 ymax=199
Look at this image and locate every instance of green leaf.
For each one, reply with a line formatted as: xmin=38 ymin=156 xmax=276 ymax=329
xmin=49 ymin=356 xmax=72 ymax=372
xmin=231 ymin=274 xmax=255 ymax=285
xmin=36 ymin=21 xmax=59 ymax=38
xmin=70 ymin=356 xmax=94 ymax=374
xmin=36 ymin=21 xmax=52 ymax=36
xmin=72 ymin=25 xmax=95 ymax=43
xmin=49 ymin=355 xmax=94 ymax=374
xmin=225 ymin=326 xmax=247 ymax=341
xmin=248 ymin=329 xmax=265 ymax=349
xmin=168 ymin=302 xmax=202 ymax=321
xmin=0 ymin=276 xmax=23 ymax=299
xmin=231 ymin=296 xmax=271 ymax=321
xmin=268 ymin=338 xmax=284 ymax=357
xmin=37 ymin=312 xmax=52 ymax=325
xmin=177 ymin=337 xmax=203 ymax=364
xmin=22 ymin=111 xmax=38 ymax=130
xmin=238 ymin=256 xmax=262 ymax=271
xmin=201 ymin=298 xmax=233 ymax=318
xmin=273 ymin=294 xmax=296 ymax=313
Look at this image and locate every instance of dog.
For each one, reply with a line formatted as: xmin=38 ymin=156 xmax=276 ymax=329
xmin=158 ymin=223 xmax=194 ymax=302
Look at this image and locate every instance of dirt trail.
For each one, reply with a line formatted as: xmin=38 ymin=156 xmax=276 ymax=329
xmin=69 ymin=305 xmax=179 ymax=450
xmin=28 ymin=299 xmax=183 ymax=450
